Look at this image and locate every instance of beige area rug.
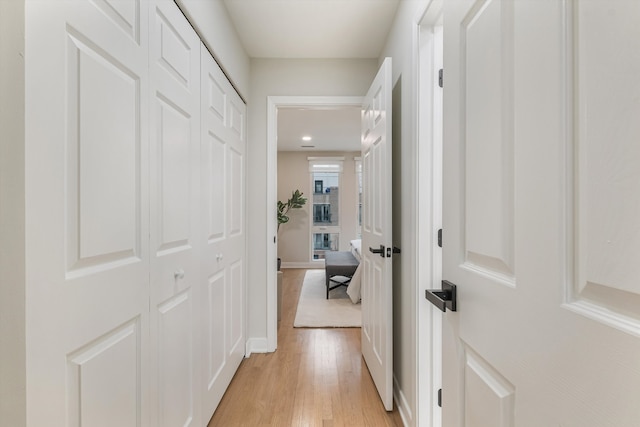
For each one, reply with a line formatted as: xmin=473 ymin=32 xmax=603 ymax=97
xmin=293 ymin=269 xmax=361 ymax=328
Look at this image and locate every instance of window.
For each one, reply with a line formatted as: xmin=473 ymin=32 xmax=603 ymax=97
xmin=312 ymin=233 xmax=340 ymax=259
xmin=311 ymin=172 xmax=339 ymax=227
xmin=309 ymin=158 xmax=343 ymax=260
xmin=313 ymin=204 xmax=332 ymax=223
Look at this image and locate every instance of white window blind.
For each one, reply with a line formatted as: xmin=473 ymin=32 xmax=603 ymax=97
xmin=308 ymin=157 xmax=344 ymax=172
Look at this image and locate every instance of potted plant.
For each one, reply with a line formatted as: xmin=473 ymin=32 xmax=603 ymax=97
xmin=277 ymin=189 xmax=307 ymax=270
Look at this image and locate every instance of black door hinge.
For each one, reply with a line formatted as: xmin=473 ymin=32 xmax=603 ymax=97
xmin=438 ymin=229 xmax=442 ymax=248
xmin=438 ymin=69 xmax=443 ymax=88
xmin=438 ymin=388 xmax=442 ymax=407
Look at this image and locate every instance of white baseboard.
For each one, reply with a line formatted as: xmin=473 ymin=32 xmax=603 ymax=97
xmin=394 ymin=375 xmax=412 ymax=427
xmin=280 ymin=261 xmax=324 ymax=269
xmin=245 ymin=338 xmax=269 ymax=357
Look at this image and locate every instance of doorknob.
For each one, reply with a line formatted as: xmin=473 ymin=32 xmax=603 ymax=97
xmin=369 ymin=245 xmax=385 ymax=258
xmin=174 ymin=269 xmax=185 ymax=280
xmin=425 ymin=280 xmax=457 ymax=312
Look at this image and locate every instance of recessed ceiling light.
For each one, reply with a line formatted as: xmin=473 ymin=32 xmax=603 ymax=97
xmin=302 ymin=136 xmax=312 ymax=141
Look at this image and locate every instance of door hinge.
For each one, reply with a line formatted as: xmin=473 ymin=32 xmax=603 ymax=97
xmin=438 ymin=229 xmax=442 ymax=248
xmin=438 ymin=388 xmax=442 ymax=407
xmin=438 ymin=69 xmax=443 ymax=88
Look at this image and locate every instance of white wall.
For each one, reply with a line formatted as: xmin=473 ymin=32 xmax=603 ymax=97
xmin=247 ymin=59 xmax=378 ymax=343
xmin=0 ymin=0 xmax=26 ymax=425
xmin=277 ymin=151 xmax=360 ymax=264
xmin=378 ymin=1 xmax=428 ymax=425
xmin=175 ymin=0 xmax=250 ymax=99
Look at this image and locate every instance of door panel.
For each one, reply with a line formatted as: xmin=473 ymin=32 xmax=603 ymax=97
xmin=156 ymin=98 xmax=192 ymax=251
xmin=571 ymin=0 xmax=640 ymax=331
xmin=149 ymin=1 xmax=201 ymax=426
xmin=201 ymin=43 xmax=247 ymax=419
xmin=207 ymin=135 xmax=226 ymax=242
xmin=66 ymin=320 xmax=140 ymax=427
xmin=461 ymin=345 xmax=515 ymax=427
xmin=206 ymin=271 xmax=226 ymax=388
xmin=229 ymin=260 xmax=244 ymax=354
xmin=361 ymin=57 xmax=393 ymax=411
xmin=157 ymin=291 xmax=194 ymax=427
xmin=91 ymin=0 xmax=140 ymax=42
xmin=229 ymin=146 xmax=244 ymax=236
xmin=25 ymin=1 xmax=150 ymax=425
xmin=442 ymin=0 xmax=640 ymax=426
xmin=463 ymin=0 xmax=514 ymax=280
xmin=65 ymin=28 xmax=141 ymax=275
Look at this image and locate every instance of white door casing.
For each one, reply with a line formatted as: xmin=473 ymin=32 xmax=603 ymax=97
xmin=361 ymin=57 xmax=393 ymax=411
xmin=442 ymin=1 xmax=640 ymax=426
xmin=416 ymin=3 xmax=444 ymax=426
xmin=200 ymin=43 xmax=247 ymax=417
xmin=25 ymin=1 xmax=150 ymax=425
xmin=149 ymin=1 xmax=202 ymax=425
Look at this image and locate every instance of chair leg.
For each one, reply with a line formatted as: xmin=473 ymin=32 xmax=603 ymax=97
xmin=326 ymin=276 xmax=329 ymax=299
xmin=327 ymin=276 xmax=351 ymax=300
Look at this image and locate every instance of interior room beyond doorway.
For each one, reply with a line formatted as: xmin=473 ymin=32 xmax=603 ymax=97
xmin=276 ymin=105 xmax=363 ymax=269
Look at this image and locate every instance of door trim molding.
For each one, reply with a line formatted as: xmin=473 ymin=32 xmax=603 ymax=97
xmin=414 ymin=0 xmax=444 ymax=426
xmin=266 ymin=96 xmax=364 ymax=351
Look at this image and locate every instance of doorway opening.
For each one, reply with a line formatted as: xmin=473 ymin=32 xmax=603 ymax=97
xmin=266 ymin=96 xmax=364 ymax=350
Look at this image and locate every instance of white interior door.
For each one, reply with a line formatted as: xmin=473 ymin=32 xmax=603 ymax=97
xmin=441 ymin=1 xmax=640 ymax=426
xmin=25 ymin=1 xmax=150 ymax=425
xmin=149 ymin=1 xmax=201 ymax=425
xmin=361 ymin=57 xmax=393 ymax=411
xmin=200 ymin=43 xmax=247 ymax=419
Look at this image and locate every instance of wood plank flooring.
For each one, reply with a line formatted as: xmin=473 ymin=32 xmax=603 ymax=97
xmin=207 ymin=268 xmax=405 ymax=426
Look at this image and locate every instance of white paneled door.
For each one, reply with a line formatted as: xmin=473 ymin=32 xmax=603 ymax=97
xmin=361 ymin=57 xmax=393 ymax=411
xmin=200 ymin=44 xmax=247 ymax=418
xmin=25 ymin=1 xmax=246 ymax=426
xmin=149 ymin=1 xmax=202 ymax=426
xmin=441 ymin=0 xmax=640 ymax=426
xmin=25 ymin=1 xmax=150 ymax=425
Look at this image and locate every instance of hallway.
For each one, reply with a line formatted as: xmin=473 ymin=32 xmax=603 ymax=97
xmin=208 ymin=269 xmax=404 ymax=426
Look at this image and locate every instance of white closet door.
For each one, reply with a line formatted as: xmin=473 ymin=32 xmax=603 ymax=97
xmin=25 ymin=1 xmax=150 ymax=425
xmin=148 ymin=1 xmax=202 ymax=426
xmin=200 ymin=44 xmax=247 ymax=419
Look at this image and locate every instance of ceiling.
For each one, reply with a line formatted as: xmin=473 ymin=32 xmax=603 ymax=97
xmin=222 ymin=0 xmax=400 ymax=59
xmin=277 ymin=107 xmax=361 ymax=152
xmin=222 ymin=0 xmax=399 ymax=152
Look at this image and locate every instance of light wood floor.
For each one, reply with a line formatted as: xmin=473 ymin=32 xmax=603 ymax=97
xmin=208 ymin=268 xmax=405 ymax=426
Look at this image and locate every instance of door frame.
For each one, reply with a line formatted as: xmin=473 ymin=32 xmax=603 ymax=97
xmin=266 ymin=95 xmax=364 ymax=351
xmin=414 ymin=0 xmax=444 ymax=426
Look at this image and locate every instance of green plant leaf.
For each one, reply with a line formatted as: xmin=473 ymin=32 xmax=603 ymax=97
xmin=277 ymin=189 xmax=307 ymax=226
